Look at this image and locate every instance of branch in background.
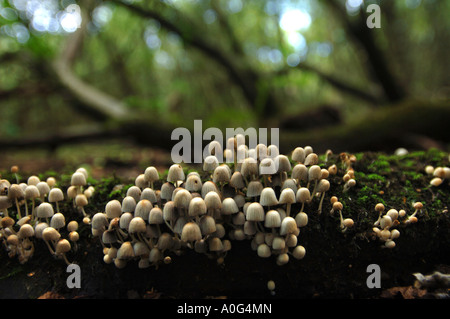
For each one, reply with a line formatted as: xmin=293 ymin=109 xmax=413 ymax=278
xmin=277 ymin=62 xmax=381 ymax=105
xmin=51 ymin=0 xmax=129 ymax=121
xmin=210 ymin=0 xmax=245 ymax=58
xmin=110 ymin=0 xmax=259 ymax=111
xmin=296 ymin=63 xmax=381 ymax=104
xmin=323 ymin=0 xmax=406 ymax=103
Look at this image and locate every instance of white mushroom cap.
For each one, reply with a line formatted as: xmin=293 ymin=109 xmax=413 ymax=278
xmin=37 ymin=202 xmax=54 ymax=219
xmin=148 ymin=207 xmax=164 ymax=224
xmin=128 ymin=217 xmax=147 ymax=234
xmin=185 ymin=174 xmax=203 ymax=192
xmin=173 ymin=189 xmax=192 ymax=209
xmin=280 ymin=217 xmax=298 ymax=235
xmin=260 ymin=187 xmax=278 ymax=206
xmin=308 ymin=165 xmax=322 ymax=181
xmin=292 ymin=245 xmax=306 ymax=260
xmin=160 ymin=182 xmax=175 ymax=200
xmin=71 ymin=172 xmax=86 ymax=187
xmin=278 ymin=188 xmax=296 ymax=205
xmin=295 ymin=212 xmax=308 ymax=227
xmin=292 ymin=147 xmax=305 ymax=163
xmin=126 ymin=186 xmax=142 ymax=202
xmin=144 ymin=166 xmax=159 ymax=183
xmin=92 ymin=213 xmax=109 ymax=230
xmin=140 ymin=188 xmax=158 ymax=204
xmin=167 ymin=164 xmax=185 ymax=183
xmin=180 ymin=222 xmax=202 ymax=242
xmin=117 ymin=241 xmax=135 ymax=259
xmin=119 ymin=212 xmax=133 ymax=230
xmin=275 ymin=154 xmax=291 ymax=173
xmin=50 ymin=213 xmax=66 ymax=230
xmin=257 ymin=243 xmax=271 ymax=258
xmin=203 ymin=155 xmax=219 ymax=172
xmin=25 ymin=185 xmax=40 ymax=200
xmin=296 ymin=187 xmax=311 ymax=203
xmin=230 ymin=172 xmax=245 ymax=189
xmin=105 ymin=200 xmax=122 ymax=219
xmin=199 ymin=215 xmax=217 ymax=235
xmin=246 ymin=181 xmax=263 ymax=198
xmin=48 ymin=188 xmax=64 ymax=202
xmin=134 ymin=199 xmax=152 ymax=221
xmin=291 ymin=164 xmax=308 ymax=182
xmin=188 ymin=197 xmax=207 ymax=217
xmin=246 ymin=202 xmax=265 ymax=222
xmin=201 ymin=181 xmax=219 ymax=198
xmin=213 ymin=165 xmax=231 ymax=184
xmin=264 ymin=210 xmax=281 ymax=228
xmin=221 ymin=197 xmax=239 ymax=215
xmin=121 ymin=196 xmax=137 ymax=213
xmin=27 ymin=175 xmax=40 ymax=186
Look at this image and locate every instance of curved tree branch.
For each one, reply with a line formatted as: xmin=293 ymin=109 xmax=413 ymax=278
xmin=51 ymin=0 xmax=129 ymax=121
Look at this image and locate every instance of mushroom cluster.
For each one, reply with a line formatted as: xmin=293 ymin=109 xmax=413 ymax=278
xmin=91 ymin=139 xmax=345 ymax=268
xmin=0 ymin=167 xmax=84 ymax=264
xmin=426 ymin=165 xmax=450 ymax=187
xmin=371 ymin=201 xmax=423 ymax=248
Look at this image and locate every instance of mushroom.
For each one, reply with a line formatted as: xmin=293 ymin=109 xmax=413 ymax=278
xmin=203 ymin=156 xmax=219 ymax=176
xmin=296 ymin=187 xmax=311 ymax=213
xmin=128 ymin=217 xmax=148 ymax=244
xmin=188 ymin=197 xmax=207 ymax=222
xmin=71 ymin=172 xmax=86 ymax=195
xmin=221 ymin=197 xmax=239 ymax=216
xmin=291 ymin=147 xmax=305 ymax=164
xmin=278 ymin=188 xmax=295 ymax=217
xmin=10 ymin=166 xmax=19 ymax=184
xmin=168 ymin=164 xmax=186 ymax=186
xmin=134 ymin=199 xmax=152 ymax=221
xmin=24 ymin=185 xmax=40 ymax=217
xmin=180 ymin=222 xmax=202 ymax=245
xmin=48 ymin=188 xmax=64 ymax=214
xmin=291 ymin=164 xmax=308 ymax=188
xmin=213 ymin=165 xmax=231 ymax=193
xmin=8 ymin=184 xmax=24 ymax=219
xmin=185 ymin=174 xmax=203 ymax=193
xmin=0 ymin=195 xmax=12 ymax=217
xmin=50 ymin=213 xmax=66 ymax=231
xmin=36 ymin=202 xmax=54 ymax=223
xmin=75 ymin=194 xmax=89 ymax=217
xmin=204 ymin=191 xmax=222 ymax=218
xmin=259 ymin=187 xmax=278 ymax=209
xmin=292 ymin=245 xmax=306 ymax=260
xmin=315 ymin=179 xmax=330 ymax=214
xmin=144 ymin=166 xmax=159 ymax=189
xmin=140 ymin=188 xmax=157 ymax=205
xmin=264 ymin=210 xmax=281 ymax=234
xmin=105 ymin=200 xmax=122 ymax=219
xmin=42 ymin=226 xmax=61 ymax=255
xmin=280 ymin=216 xmax=298 ymax=236
xmin=126 ymin=186 xmax=142 ymax=202
xmin=120 ymin=196 xmax=136 ymax=214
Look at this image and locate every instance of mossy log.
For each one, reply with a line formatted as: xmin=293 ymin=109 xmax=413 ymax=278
xmin=0 ymin=149 xmax=448 ymax=299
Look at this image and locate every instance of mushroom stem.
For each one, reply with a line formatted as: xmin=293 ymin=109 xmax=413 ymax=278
xmin=44 ymin=239 xmax=55 ymax=255
xmin=24 ymin=199 xmax=29 ymax=216
xmin=286 ymin=203 xmax=291 ymax=217
xmin=15 ymin=198 xmax=22 ymax=219
xmin=318 ymin=192 xmax=326 ymax=215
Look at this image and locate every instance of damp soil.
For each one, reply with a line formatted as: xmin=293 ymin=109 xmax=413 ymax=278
xmin=0 ymin=149 xmax=449 ymax=299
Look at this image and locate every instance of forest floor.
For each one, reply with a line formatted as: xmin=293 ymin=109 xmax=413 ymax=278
xmin=0 ymin=144 xmax=449 ymax=300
